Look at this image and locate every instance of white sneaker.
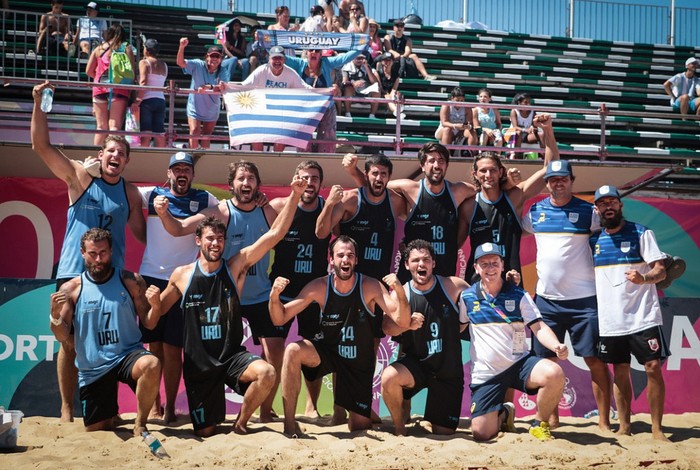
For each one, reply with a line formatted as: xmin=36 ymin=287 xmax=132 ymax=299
xmin=368 ymin=114 xmax=376 ymax=119
xmin=344 ymin=112 xmax=352 ymax=118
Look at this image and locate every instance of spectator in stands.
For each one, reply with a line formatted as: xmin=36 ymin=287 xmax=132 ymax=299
xmin=37 ymin=0 xmax=71 ymax=56
xmin=383 ymin=19 xmax=436 ymax=81
xmin=338 ymin=0 xmax=365 ymax=21
xmin=375 ymin=52 xmax=404 ymax=119
xmin=285 ymin=47 xmax=358 ymax=152
xmin=135 ymin=38 xmax=167 ymax=148
xmin=663 ymin=57 xmax=700 ymax=116
xmin=72 ymin=2 xmax=107 ymax=59
xmin=435 ymin=86 xmax=473 ymax=147
xmin=330 ymin=15 xmax=347 ymax=33
xmin=243 ymin=24 xmax=267 ymax=78
xmin=268 ymin=5 xmax=300 ymax=57
xmin=177 ymin=38 xmax=237 ymax=149
xmin=300 ymin=4 xmax=332 ymax=32
xmin=346 ymin=2 xmax=368 ymax=34
xmin=86 ymin=24 xmax=136 ymax=146
xmin=472 ymin=88 xmax=503 ymax=148
xmin=341 ymin=54 xmax=380 ymax=118
xmin=504 ymin=92 xmax=543 ymax=159
xmin=366 ymin=19 xmax=383 ymax=65
xmin=222 ymin=18 xmax=251 ymax=79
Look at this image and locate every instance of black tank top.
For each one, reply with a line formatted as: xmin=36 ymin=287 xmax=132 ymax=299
xmin=339 ymin=188 xmax=395 ymax=279
xmin=321 ymin=273 xmax=378 ymax=370
xmin=400 ymin=179 xmax=459 ymax=281
xmin=400 ymin=277 xmax=464 ymax=379
xmin=270 ymin=198 xmax=330 ymax=297
xmin=390 ymin=35 xmax=408 ymax=54
xmin=465 ymin=192 xmax=522 ymax=283
xmin=182 ymin=261 xmax=244 ymax=377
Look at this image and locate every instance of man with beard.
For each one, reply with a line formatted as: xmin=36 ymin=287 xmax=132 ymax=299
xmin=155 ymin=160 xmax=282 ymax=422
xmin=49 ymin=228 xmax=161 ymax=437
xmin=268 ymin=160 xmax=330 ymax=418
xmin=269 ymin=235 xmax=410 ymax=437
xmin=344 ymin=143 xmax=477 ymax=282
xmin=138 ymin=152 xmax=218 ymax=423
xmin=522 ymin=160 xmax=613 ymax=431
xmin=381 ymin=239 xmax=470 ymax=436
xmin=148 ymin=177 xmax=307 ymax=436
xmin=461 ymin=243 xmax=568 ymax=442
xmin=591 ymin=185 xmax=669 ymax=441
xmin=32 ymin=81 xmax=146 ymax=422
xmin=459 ymin=114 xmax=559 ymax=284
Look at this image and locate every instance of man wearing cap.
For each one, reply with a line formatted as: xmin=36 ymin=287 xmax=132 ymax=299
xmin=383 ymin=19 xmax=436 ymax=80
xmin=663 ymin=57 xmax=700 ymax=115
xmin=461 ymin=242 xmax=568 ymax=442
xmin=138 ymin=152 xmax=218 ymax=423
xmin=72 ymin=2 xmax=107 ymax=58
xmin=177 ymin=37 xmax=238 ymax=149
xmin=31 ymin=81 xmax=146 ymax=422
xmin=521 ymin=159 xmax=613 ymax=432
xmin=590 ymin=185 xmax=669 ymax=441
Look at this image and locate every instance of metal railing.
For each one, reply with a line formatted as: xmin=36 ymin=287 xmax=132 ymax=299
xmin=2 ymin=77 xmax=699 ymax=164
xmin=0 ymin=9 xmax=133 ymax=82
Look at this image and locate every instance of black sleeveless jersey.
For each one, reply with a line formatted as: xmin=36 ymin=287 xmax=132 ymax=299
xmin=320 ymin=273 xmax=378 ymax=370
xmin=270 ymin=197 xmax=330 ymax=297
xmin=400 ymin=179 xmax=459 ymax=280
xmin=399 ymin=277 xmax=464 ymax=379
xmin=390 ymin=35 xmax=408 ymax=54
xmin=181 ymin=261 xmax=244 ymax=377
xmin=339 ymin=188 xmax=395 ymax=279
xmin=465 ymin=192 xmax=522 ymax=283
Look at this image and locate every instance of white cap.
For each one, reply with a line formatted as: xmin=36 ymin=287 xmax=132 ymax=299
xmin=685 ymin=57 xmax=698 ymax=67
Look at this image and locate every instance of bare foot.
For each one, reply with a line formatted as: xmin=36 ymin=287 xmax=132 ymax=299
xmin=548 ymin=419 xmax=560 ymax=430
xmin=163 ymin=409 xmax=177 ymax=425
xmin=148 ymin=408 xmax=164 ymax=422
xmin=133 ymin=425 xmax=148 ymax=438
xmin=283 ymin=422 xmax=304 ymax=438
xmin=616 ymin=426 xmax=632 ymax=436
xmin=232 ymin=422 xmax=248 ymax=435
xmin=598 ymin=422 xmax=612 ymax=433
xmin=304 ymin=409 xmax=320 ymax=419
xmin=60 ymin=405 xmax=74 ymax=423
xmin=652 ymin=430 xmax=670 ymax=442
xmin=330 ymin=412 xmax=348 ymax=426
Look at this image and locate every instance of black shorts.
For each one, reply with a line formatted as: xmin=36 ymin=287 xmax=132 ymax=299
xmin=302 ymin=340 xmax=374 ymax=418
xmin=183 ymin=350 xmax=261 ymax=431
xmin=139 ymin=276 xmax=183 ymax=347
xmin=598 ymin=325 xmax=669 ymax=365
xmin=242 ymin=301 xmax=292 ymax=345
xmin=291 ymin=300 xmax=321 ymax=340
xmin=396 ymin=355 xmax=463 ymax=430
xmin=79 ymin=349 xmax=152 ymax=426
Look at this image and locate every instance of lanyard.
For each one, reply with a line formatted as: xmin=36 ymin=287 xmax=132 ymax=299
xmin=480 ymin=285 xmax=511 ymax=324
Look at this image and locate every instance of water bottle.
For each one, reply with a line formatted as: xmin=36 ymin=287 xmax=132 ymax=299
xmin=142 ymin=431 xmax=169 ymax=458
xmin=40 ymin=88 xmax=54 ymax=113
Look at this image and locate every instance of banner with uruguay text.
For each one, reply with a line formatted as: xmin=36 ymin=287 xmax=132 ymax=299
xmin=222 ymin=84 xmax=333 ymax=148
xmin=257 ymin=30 xmax=369 ymax=51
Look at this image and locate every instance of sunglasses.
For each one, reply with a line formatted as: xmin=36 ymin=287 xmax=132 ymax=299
xmin=349 ymin=8 xmax=359 ymax=11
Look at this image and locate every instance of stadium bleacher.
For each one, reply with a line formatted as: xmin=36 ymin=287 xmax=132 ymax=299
xmin=1 ymin=2 xmax=699 ymax=170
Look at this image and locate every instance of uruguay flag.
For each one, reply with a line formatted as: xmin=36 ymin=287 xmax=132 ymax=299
xmin=222 ymin=84 xmax=333 ymax=148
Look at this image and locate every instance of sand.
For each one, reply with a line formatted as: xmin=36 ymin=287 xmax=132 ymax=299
xmin=2 ymin=412 xmax=699 ymax=469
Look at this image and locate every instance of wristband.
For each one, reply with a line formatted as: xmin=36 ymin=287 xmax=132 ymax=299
xmin=49 ymin=314 xmax=64 ymax=327
xmin=641 ymin=273 xmax=647 ymax=283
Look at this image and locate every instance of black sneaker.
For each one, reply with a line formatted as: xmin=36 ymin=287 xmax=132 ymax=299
xmin=656 ymin=256 xmax=686 ymax=290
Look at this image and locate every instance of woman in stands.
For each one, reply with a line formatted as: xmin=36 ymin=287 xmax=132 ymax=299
xmin=330 ymin=15 xmax=347 ymax=33
xmin=472 ymin=87 xmax=504 ymax=149
xmin=346 ymin=2 xmax=369 ymax=34
xmin=504 ymin=92 xmax=543 ymax=159
xmin=375 ymin=52 xmax=404 ymax=119
xmin=135 ymin=38 xmax=167 ymax=148
xmin=366 ymin=19 xmax=383 ymax=65
xmin=435 ymin=86 xmax=474 ymax=147
xmin=86 ymin=24 xmax=136 ymax=146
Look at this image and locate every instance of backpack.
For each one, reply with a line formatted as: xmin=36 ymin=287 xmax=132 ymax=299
xmin=108 ymin=42 xmax=134 ymax=85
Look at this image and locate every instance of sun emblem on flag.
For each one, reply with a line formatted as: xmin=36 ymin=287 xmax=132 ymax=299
xmin=235 ymin=91 xmax=258 ymax=109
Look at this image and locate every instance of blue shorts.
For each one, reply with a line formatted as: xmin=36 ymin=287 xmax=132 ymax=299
xmin=532 ymin=295 xmax=599 ymax=358
xmin=469 ymin=354 xmax=541 ymax=418
xmin=139 ymin=98 xmax=166 ymax=133
xmin=671 ymin=96 xmax=699 ymax=113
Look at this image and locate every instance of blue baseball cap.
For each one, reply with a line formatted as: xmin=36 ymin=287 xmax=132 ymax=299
xmin=474 ymin=242 xmax=504 ymax=261
xmin=594 ymin=185 xmax=621 ymax=203
xmin=169 ymin=152 xmax=194 ymax=168
xmin=544 ymin=160 xmax=573 ymax=180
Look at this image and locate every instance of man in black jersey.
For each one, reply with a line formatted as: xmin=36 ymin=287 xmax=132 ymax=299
xmin=269 ymin=235 xmax=410 ymax=437
xmin=381 ymin=239 xmax=470 ymax=436
xmin=458 ymin=114 xmax=560 ymax=284
xmin=268 ymin=160 xmax=329 ymax=418
xmin=148 ymin=177 xmax=306 ymax=437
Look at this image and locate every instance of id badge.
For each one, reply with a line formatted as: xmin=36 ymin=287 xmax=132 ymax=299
xmin=512 ymin=330 xmax=526 ymax=355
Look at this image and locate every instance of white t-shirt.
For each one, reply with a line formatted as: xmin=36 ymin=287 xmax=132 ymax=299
xmin=242 ymin=63 xmax=311 ymax=89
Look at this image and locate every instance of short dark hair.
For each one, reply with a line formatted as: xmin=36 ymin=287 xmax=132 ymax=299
xmin=103 ymin=134 xmax=130 ymax=157
xmin=295 ymin=160 xmax=324 ymax=183
xmin=472 ymin=152 xmax=507 ymax=191
xmin=364 ymin=153 xmax=393 ymax=175
xmin=512 ymin=92 xmax=531 ymax=105
xmin=195 ymin=216 xmax=226 ymax=239
xmin=228 ymin=160 xmax=261 ymax=187
xmin=80 ymin=228 xmax=112 ymax=250
xmin=417 ymin=142 xmax=450 ymax=165
xmin=450 ymin=86 xmax=465 ymax=100
xmin=330 ymin=235 xmax=358 ymax=257
xmin=403 ymin=239 xmax=435 ymax=263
